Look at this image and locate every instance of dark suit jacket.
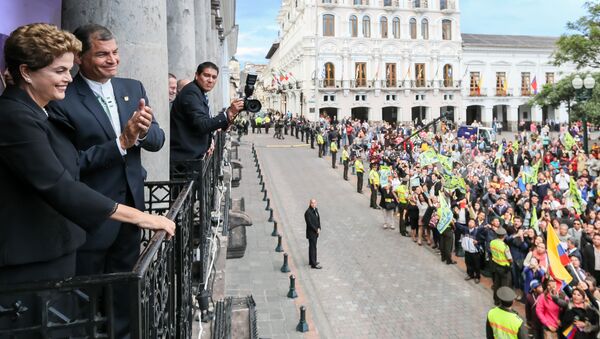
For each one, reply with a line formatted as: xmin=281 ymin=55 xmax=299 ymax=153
xmin=582 ymin=245 xmax=598 ymax=273
xmin=170 ymin=80 xmax=229 ymax=161
xmin=304 ymin=207 xmax=321 ymax=239
xmin=0 ymin=86 xmax=114 ymax=268
xmin=48 ymin=74 xmax=165 ymax=250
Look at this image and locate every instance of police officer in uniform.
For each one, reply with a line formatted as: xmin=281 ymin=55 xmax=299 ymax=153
xmin=330 ymin=141 xmax=338 ymax=168
xmin=342 ymin=145 xmax=350 ymax=180
xmin=486 ymin=286 xmax=528 ymax=338
xmin=316 ymin=131 xmax=325 ymax=158
xmin=369 ymin=163 xmax=380 ymax=209
xmin=354 ymin=156 xmax=364 ymax=193
xmin=490 ymin=227 xmax=513 ymax=305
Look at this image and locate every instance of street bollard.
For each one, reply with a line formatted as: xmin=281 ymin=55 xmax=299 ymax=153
xmin=261 ymin=181 xmax=265 ymax=192
xmin=296 ymin=306 xmax=309 ymax=332
xmin=271 ymin=221 xmax=278 ymax=236
xmin=268 ymin=208 xmax=274 ymax=222
xmin=281 ymin=253 xmax=290 ymax=272
xmin=262 ymin=190 xmax=267 ymax=201
xmin=275 ymin=234 xmax=284 ymax=252
xmin=287 ymin=274 xmax=298 ymax=298
xmin=265 ymin=198 xmax=270 ymax=210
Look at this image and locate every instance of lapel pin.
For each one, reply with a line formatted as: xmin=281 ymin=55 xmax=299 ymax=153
xmin=124 ymin=96 xmax=129 ymax=102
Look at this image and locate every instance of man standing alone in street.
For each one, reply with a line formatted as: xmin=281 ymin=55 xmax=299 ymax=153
xmin=305 ymin=199 xmax=322 ymax=269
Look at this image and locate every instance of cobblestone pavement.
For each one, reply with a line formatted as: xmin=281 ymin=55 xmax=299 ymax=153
xmin=227 ymin=132 xmax=494 ymax=339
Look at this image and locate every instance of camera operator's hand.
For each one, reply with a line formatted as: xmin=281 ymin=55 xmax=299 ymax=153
xmin=227 ymin=98 xmax=244 ymax=123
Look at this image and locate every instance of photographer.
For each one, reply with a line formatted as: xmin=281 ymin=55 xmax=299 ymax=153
xmin=170 ymin=61 xmax=243 ymax=162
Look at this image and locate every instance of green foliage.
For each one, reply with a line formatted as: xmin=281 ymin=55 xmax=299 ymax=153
xmin=530 ymin=73 xmax=600 ymax=125
xmin=553 ymin=1 xmax=600 ymax=69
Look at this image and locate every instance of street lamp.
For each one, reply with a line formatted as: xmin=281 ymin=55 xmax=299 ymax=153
xmin=571 ymin=74 xmax=595 ymax=154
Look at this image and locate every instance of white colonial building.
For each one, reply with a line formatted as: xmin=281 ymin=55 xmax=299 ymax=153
xmin=263 ymin=0 xmax=575 ymax=131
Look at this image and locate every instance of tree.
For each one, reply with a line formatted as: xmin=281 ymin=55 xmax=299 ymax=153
xmin=553 ymin=1 xmax=600 ymax=69
xmin=530 ymin=73 xmax=600 ymax=125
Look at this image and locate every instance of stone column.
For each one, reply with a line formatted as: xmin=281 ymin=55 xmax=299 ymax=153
xmin=508 ymin=105 xmax=519 ymax=132
xmin=167 ymin=0 xmax=196 ymax=80
xmin=62 ymin=0 xmax=170 ymax=181
xmin=194 ymin=0 xmax=209 ymax=63
xmin=482 ymin=105 xmax=494 ymax=127
xmin=532 ymin=105 xmax=543 ymax=123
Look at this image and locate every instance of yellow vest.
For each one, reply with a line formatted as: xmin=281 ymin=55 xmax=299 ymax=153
xmin=490 ymin=239 xmax=511 ymax=267
xmin=317 ymin=134 xmax=324 ymax=144
xmin=355 ymin=160 xmax=364 ymax=173
xmin=487 ymin=307 xmax=523 ymax=339
xmin=265 ymin=117 xmax=271 ymax=123
xmin=342 ymin=149 xmax=349 ymax=161
xmin=395 ymin=185 xmax=408 ymax=203
xmin=330 ymin=142 xmax=338 ymax=152
xmin=369 ymin=169 xmax=380 ymax=186
xmin=256 ymin=117 xmax=263 ymax=124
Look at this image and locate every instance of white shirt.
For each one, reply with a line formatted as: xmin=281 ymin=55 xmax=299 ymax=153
xmin=81 ymin=75 xmax=127 ymax=156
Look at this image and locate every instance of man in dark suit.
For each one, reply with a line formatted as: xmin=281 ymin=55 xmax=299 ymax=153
xmin=582 ymin=233 xmax=600 ymax=283
xmin=304 ymin=199 xmax=322 ymax=269
xmin=170 ymin=62 xmax=243 ymax=162
xmin=48 ymin=24 xmax=164 ymax=338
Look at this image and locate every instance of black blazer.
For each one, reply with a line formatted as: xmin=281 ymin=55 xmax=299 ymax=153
xmin=304 ymin=207 xmax=321 ymax=239
xmin=582 ymin=245 xmax=597 ymax=274
xmin=170 ymin=80 xmax=229 ymax=162
xmin=0 ymin=86 xmax=114 ymax=268
xmin=48 ymin=74 xmax=165 ymax=250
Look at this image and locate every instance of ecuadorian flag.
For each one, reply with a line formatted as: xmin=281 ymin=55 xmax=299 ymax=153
xmin=562 ymin=324 xmax=577 ymax=339
xmin=547 ymin=225 xmax=573 ymax=288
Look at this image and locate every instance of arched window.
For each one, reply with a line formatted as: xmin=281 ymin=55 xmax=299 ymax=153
xmin=443 ymin=64 xmax=453 ymax=87
xmin=380 ymin=16 xmax=388 ymax=38
xmin=323 ymin=14 xmax=335 ymax=36
xmin=442 ymin=19 xmax=452 ymax=40
xmin=362 ymin=16 xmax=371 ymax=37
xmin=324 ymin=62 xmax=335 ymax=87
xmin=409 ymin=18 xmax=417 ymax=39
xmin=349 ymin=15 xmax=358 ymax=37
xmin=392 ymin=17 xmax=400 ymax=39
xmin=421 ymin=18 xmax=429 ymax=40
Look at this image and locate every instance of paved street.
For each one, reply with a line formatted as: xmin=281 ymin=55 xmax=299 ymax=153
xmin=227 ymin=132 xmax=495 ymax=339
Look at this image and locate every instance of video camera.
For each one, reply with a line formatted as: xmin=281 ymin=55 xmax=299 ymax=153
xmin=240 ymin=72 xmax=262 ymax=113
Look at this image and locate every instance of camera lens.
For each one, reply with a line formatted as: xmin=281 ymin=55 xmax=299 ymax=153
xmin=245 ymin=99 xmax=262 ymax=113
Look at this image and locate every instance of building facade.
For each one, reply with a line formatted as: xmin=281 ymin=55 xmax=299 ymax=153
xmin=264 ymin=0 xmax=575 ymax=131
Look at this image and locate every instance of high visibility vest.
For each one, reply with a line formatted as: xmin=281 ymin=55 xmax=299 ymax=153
xmin=265 ymin=117 xmax=271 ymax=123
xmin=342 ymin=149 xmax=349 ymax=161
xmin=369 ymin=169 xmax=380 ymax=186
xmin=395 ymin=185 xmax=408 ymax=203
xmin=330 ymin=142 xmax=338 ymax=152
xmin=256 ymin=117 xmax=263 ymax=124
xmin=355 ymin=160 xmax=364 ymax=173
xmin=490 ymin=239 xmax=511 ymax=267
xmin=487 ymin=307 xmax=523 ymax=339
xmin=317 ymin=134 xmax=324 ymax=145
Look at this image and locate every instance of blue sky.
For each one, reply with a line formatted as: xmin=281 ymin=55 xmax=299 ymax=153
xmin=235 ymin=0 xmax=589 ymax=65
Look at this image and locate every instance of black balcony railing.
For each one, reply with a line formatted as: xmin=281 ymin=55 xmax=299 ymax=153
xmin=0 ymin=132 xmax=229 ymax=338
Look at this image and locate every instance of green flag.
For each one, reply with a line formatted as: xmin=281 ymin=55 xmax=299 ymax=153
xmin=436 ymin=153 xmax=453 ymax=174
xmin=442 ymin=173 xmax=466 ymax=194
xmin=436 ymin=193 xmax=453 ymax=234
xmin=511 ymin=140 xmax=519 ymax=153
xmin=494 ymin=143 xmax=504 ymax=165
xmin=530 ymin=205 xmax=539 ymax=233
xmin=569 ymin=177 xmax=585 ymax=214
xmin=531 ymin=160 xmax=542 ymax=184
xmin=562 ymin=132 xmax=576 ymax=150
xmin=418 ymin=149 xmax=439 ymax=167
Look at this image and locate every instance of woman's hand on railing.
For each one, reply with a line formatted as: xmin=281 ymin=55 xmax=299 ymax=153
xmin=136 ymin=214 xmax=176 ymax=237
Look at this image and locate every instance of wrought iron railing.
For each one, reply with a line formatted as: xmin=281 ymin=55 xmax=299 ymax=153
xmin=0 ymin=181 xmax=194 ymax=338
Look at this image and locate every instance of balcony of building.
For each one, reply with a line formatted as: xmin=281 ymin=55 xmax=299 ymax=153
xmin=410 ymin=0 xmax=428 ymax=11
xmin=382 ymin=0 xmax=400 ymax=10
xmin=319 ymin=79 xmax=343 ymax=89
xmin=408 ymin=79 xmax=434 ymax=89
xmin=380 ymin=79 xmax=403 ymax=89
xmin=351 ymin=79 xmax=374 ymax=88
xmin=438 ymin=79 xmax=462 ymax=89
xmin=440 ymin=0 xmax=456 ymax=12
xmin=321 ymin=0 xmax=339 ymax=7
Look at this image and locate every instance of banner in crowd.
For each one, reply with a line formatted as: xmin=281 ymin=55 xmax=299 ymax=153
xmin=436 ymin=193 xmax=453 ymax=234
xmin=418 ymin=149 xmax=439 ymax=167
xmin=569 ymin=178 xmax=585 ymax=214
xmin=546 ymin=223 xmax=573 ymax=288
xmin=562 ymin=132 xmax=576 ymax=150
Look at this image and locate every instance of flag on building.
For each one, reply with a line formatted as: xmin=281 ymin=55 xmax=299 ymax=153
xmin=476 ymin=75 xmax=483 ymax=96
xmin=502 ymin=74 xmax=509 ymax=93
xmin=531 ymin=76 xmax=538 ymax=94
xmin=546 ymin=224 xmax=573 ymax=288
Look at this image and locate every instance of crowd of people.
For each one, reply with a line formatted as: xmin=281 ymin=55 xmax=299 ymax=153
xmin=258 ymin=111 xmax=600 ymax=338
